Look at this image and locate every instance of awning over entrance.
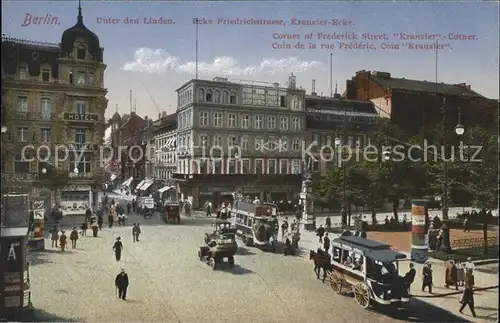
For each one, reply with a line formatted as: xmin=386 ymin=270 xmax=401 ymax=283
xmin=135 ymin=179 xmax=146 ymax=190
xmin=121 ymin=177 xmax=133 ymax=187
xmin=158 ymin=186 xmax=173 ymax=193
xmin=138 ymin=180 xmax=154 ymax=191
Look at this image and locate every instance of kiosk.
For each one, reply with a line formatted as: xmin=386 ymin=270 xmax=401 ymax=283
xmin=0 ymin=227 xmax=32 ymax=318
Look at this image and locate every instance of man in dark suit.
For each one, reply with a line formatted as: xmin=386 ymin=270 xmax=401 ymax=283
xmin=115 ymin=269 xmax=129 ymax=300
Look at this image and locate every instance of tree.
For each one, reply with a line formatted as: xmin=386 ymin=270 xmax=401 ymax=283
xmin=33 ymin=169 xmax=72 ymax=204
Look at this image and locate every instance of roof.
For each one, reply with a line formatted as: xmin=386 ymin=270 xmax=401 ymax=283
xmin=336 ymin=235 xmax=392 ymax=250
xmin=371 ymin=74 xmax=484 ymax=98
xmin=1 ymin=227 xmax=29 ymax=237
xmin=332 ymin=235 xmax=407 ymax=262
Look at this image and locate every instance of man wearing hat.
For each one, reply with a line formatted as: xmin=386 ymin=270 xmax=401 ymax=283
xmin=113 ymin=237 xmax=124 ymax=261
xmin=115 ymin=269 xmax=129 ymax=300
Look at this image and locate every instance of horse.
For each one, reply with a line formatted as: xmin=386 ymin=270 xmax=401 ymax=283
xmin=309 ymin=249 xmax=332 ymax=282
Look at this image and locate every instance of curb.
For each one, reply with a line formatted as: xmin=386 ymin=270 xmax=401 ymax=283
xmin=474 ymin=259 xmax=499 ymax=266
xmin=414 ymin=285 xmax=498 ymax=298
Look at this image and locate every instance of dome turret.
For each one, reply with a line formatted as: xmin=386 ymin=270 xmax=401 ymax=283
xmin=60 ymin=1 xmax=102 ymax=61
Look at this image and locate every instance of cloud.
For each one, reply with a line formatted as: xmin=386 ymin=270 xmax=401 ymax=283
xmin=122 ymin=48 xmax=322 ymax=76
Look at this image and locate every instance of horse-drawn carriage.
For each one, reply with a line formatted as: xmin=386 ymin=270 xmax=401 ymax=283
xmin=163 ymin=203 xmax=180 ymax=224
xmin=198 ymin=220 xmax=238 ymax=270
xmin=325 ymin=233 xmax=410 ymax=309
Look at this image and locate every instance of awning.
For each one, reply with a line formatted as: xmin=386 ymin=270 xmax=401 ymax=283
xmin=121 ymin=177 xmax=133 ymax=187
xmin=158 ymin=186 xmax=173 ymax=193
xmin=135 ymin=180 xmax=146 ymax=190
xmin=110 ymin=174 xmax=117 ymax=181
xmin=139 ymin=180 xmax=154 ymax=191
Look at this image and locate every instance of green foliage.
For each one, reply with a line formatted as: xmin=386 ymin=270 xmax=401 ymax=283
xmin=33 ymin=169 xmax=72 ymax=192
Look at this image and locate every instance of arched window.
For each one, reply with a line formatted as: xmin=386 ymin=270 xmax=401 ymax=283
xmin=198 ymin=88 xmax=205 ymax=101
xmin=222 ymin=90 xmax=229 ymax=103
xmin=214 ymin=90 xmax=221 ymax=103
xmin=230 ymin=91 xmax=237 ymax=104
xmin=206 ymin=89 xmax=213 ymax=102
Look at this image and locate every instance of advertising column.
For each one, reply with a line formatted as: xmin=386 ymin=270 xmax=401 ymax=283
xmin=410 ymin=199 xmax=428 ymax=263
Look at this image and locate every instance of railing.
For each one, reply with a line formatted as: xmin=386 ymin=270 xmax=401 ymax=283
xmin=2 ymin=35 xmax=59 ymax=48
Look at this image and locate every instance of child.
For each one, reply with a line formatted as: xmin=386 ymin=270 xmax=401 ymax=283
xmin=457 ymin=261 xmax=466 ymax=286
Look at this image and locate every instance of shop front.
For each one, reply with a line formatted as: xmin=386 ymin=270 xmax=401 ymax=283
xmin=59 ymin=185 xmax=92 ymax=215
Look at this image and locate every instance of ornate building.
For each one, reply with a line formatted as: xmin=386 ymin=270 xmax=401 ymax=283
xmin=173 ymin=74 xmax=305 ymax=208
xmin=152 ymin=112 xmax=178 ymax=183
xmin=1 ymin=3 xmax=108 ymax=213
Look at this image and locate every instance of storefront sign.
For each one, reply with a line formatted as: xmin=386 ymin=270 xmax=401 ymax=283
xmin=63 ymin=113 xmax=98 ymax=122
xmin=2 ymin=239 xmax=23 ymax=272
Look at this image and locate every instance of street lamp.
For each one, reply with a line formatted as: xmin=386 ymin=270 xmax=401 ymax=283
xmin=442 ymin=101 xmax=465 ymax=220
xmin=41 ymin=168 xmax=47 ymax=174
xmin=334 ymin=133 xmax=349 ymax=226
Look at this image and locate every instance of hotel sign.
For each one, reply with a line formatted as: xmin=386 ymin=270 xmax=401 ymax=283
xmin=64 ymin=113 xmax=98 ymax=122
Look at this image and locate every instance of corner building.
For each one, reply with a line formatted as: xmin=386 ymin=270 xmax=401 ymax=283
xmin=173 ymin=75 xmax=306 ymax=208
xmin=1 ymin=5 xmax=108 ymax=213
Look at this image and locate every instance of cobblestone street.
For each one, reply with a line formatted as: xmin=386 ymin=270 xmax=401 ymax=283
xmin=18 ymin=211 xmax=471 ymax=323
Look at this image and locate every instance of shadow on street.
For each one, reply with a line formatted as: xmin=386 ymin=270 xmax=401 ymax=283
xmin=1 ymin=308 xmax=82 ymax=322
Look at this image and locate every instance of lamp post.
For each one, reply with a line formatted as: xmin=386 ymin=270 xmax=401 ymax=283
xmin=442 ymin=100 xmax=464 ymax=220
xmin=334 ymin=115 xmax=349 ymax=226
xmin=300 ymin=159 xmax=314 ymax=231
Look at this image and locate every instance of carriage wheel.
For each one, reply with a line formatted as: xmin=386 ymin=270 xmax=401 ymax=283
xmin=209 ymin=257 xmax=217 ymax=270
xmin=328 ymin=271 xmax=342 ymax=294
xmin=228 ymin=256 xmax=235 ymax=268
xmin=242 ymin=235 xmax=248 ymax=245
xmin=354 ymin=282 xmax=370 ymax=309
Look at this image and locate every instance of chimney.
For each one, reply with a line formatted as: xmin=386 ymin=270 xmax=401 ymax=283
xmin=455 ymin=82 xmax=471 ymax=90
xmin=311 ymin=79 xmax=317 ymax=96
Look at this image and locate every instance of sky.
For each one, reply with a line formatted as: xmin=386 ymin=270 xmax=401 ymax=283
xmin=2 ymin=1 xmax=499 ymax=137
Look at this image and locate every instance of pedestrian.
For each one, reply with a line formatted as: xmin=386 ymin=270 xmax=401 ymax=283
xmin=80 ymin=221 xmax=88 ymax=236
xmin=459 ymin=280 xmax=477 ymax=317
xmin=323 ymin=232 xmax=330 ymax=253
xmin=316 ymin=225 xmax=325 ymax=243
xmin=464 ymin=257 xmax=475 ymax=274
xmin=445 ymin=259 xmax=458 ymax=290
xmin=127 ymin=202 xmax=131 ymax=214
xmin=422 ymin=261 xmax=433 ymax=293
xmin=132 ymin=199 xmax=137 ymax=213
xmin=113 ymin=237 xmax=123 ymax=261
xmin=457 ymin=261 xmax=466 ymax=286
xmin=463 ymin=216 xmax=470 ymax=232
xmin=435 ymin=227 xmax=444 ymax=251
xmin=281 ymin=218 xmax=289 ymax=241
xmin=97 ymin=213 xmax=104 ymax=230
xmin=50 ymin=226 xmax=59 ymax=248
xmin=403 ymin=263 xmax=416 ymax=291
xmin=91 ymin=221 xmax=99 ymax=237
xmin=70 ymin=227 xmax=79 ymax=249
xmin=325 ymin=216 xmax=332 ymax=231
xmin=132 ymin=223 xmax=141 ymax=243
xmin=85 ymin=207 xmax=92 ymax=223
xmin=109 ymin=205 xmax=116 ymax=228
xmin=59 ymin=230 xmax=67 ymax=252
xmin=205 ymin=201 xmax=212 ymax=217
xmin=115 ymin=269 xmax=129 ymax=300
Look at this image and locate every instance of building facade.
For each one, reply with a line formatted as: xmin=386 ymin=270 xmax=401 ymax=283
xmin=1 ymin=4 xmax=108 ymax=213
xmin=108 ymin=112 xmax=146 ymax=185
xmin=173 ymin=75 xmax=306 ymax=207
xmin=153 ymin=112 xmax=178 ymax=183
xmin=305 ymin=94 xmax=379 ymax=176
xmin=344 ymin=70 xmax=497 ymax=134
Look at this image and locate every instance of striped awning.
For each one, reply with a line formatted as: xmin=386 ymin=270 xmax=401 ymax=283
xmin=121 ymin=177 xmax=133 ymax=187
xmin=138 ymin=180 xmax=154 ymax=191
xmin=158 ymin=186 xmax=173 ymax=193
xmin=135 ymin=179 xmax=146 ymax=190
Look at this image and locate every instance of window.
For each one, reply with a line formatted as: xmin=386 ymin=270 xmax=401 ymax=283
xmin=280 ymin=160 xmax=288 ymax=174
xmin=200 ymin=134 xmax=208 ymax=147
xmin=230 ymin=91 xmax=236 ymax=104
xmin=41 ymin=69 xmax=50 ymax=82
xmin=87 ymin=72 xmax=94 ymax=85
xmin=280 ymin=95 xmax=286 ymax=107
xmin=326 ymin=135 xmax=333 ymax=147
xmin=222 ymin=90 xmax=229 ymax=103
xmin=40 ymin=98 xmax=52 ymax=119
xmin=279 ymin=137 xmax=288 ymax=151
xmin=214 ymin=113 xmax=223 ymax=127
xmin=228 ymin=114 xmax=236 ymax=127
xmin=241 ymin=137 xmax=248 ymax=150
xmin=347 ymin=136 xmax=353 ymax=147
xmin=40 ymin=128 xmax=51 ymax=142
xmin=228 ymin=160 xmax=236 ymax=174
xmin=77 ymin=49 xmax=86 ymax=60
xmin=198 ymin=88 xmax=205 ymax=101
xmin=213 ymin=159 xmax=221 ymax=174
xmin=69 ymin=156 xmax=92 ymax=174
xmin=69 ymin=69 xmax=73 ymax=84
xmin=280 ymin=116 xmax=289 ymax=130
xmin=214 ymin=135 xmax=222 ymax=147
xmin=206 ymin=89 xmax=213 ymax=102
xmin=14 ymin=155 xmax=30 ymax=173
xmin=74 ymin=129 xmax=86 ymax=144
xmin=291 ymin=159 xmax=301 ymax=174
xmin=18 ymin=66 xmax=28 ymax=80
xmin=214 ymin=90 xmax=221 ymax=103
xmin=77 ymin=71 xmax=86 ymax=84
xmin=255 ymin=159 xmax=263 ymax=174
xmin=292 ymin=117 xmax=301 ymax=131
xmin=254 ymin=115 xmax=263 ymax=129
xmin=292 ymin=139 xmax=300 ymax=151
xmin=199 ymin=159 xmax=207 ymax=174
xmin=268 ymin=116 xmax=276 ymax=129
xmin=16 ymin=127 xmax=28 ymax=142
xmin=241 ymin=159 xmax=250 ymax=174
xmin=268 ymin=159 xmax=277 ymax=174
xmin=228 ymin=135 xmax=238 ymax=147
xmin=241 ymin=115 xmax=250 ymax=128
xmin=199 ymin=112 xmax=208 ymax=126
xmin=254 ymin=137 xmax=263 ymax=150
xmin=17 ymin=96 xmax=28 ymax=114
xmin=75 ymin=100 xmax=86 ymax=114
